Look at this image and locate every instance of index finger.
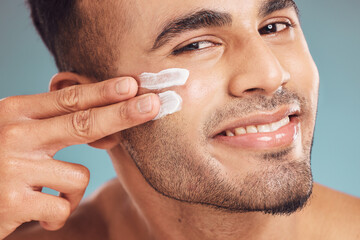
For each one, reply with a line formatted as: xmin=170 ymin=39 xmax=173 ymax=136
xmin=3 ymin=76 xmax=138 ymax=120
xmin=28 ymin=93 xmax=160 ymax=154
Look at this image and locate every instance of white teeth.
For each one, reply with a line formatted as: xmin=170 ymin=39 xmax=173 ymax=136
xmin=226 ymin=130 xmax=235 ymax=137
xmin=235 ymin=127 xmax=246 ymax=136
xmin=270 ymin=121 xmax=282 ymax=132
xmin=281 ymin=116 xmax=290 ymax=125
xmin=257 ymin=124 xmax=271 ymax=133
xmin=223 ymin=116 xmax=290 ymax=136
xmin=246 ymin=125 xmax=258 ymax=133
xmin=270 ymin=116 xmax=289 ymax=132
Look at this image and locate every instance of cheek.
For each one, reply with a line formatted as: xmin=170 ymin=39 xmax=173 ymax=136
xmin=180 ymin=68 xmax=226 ymax=120
xmin=290 ymin=53 xmax=319 ymax=110
xmin=279 ymin=39 xmax=319 ymax=108
xmin=183 ymin=78 xmax=212 ymax=102
xmin=282 ymin=41 xmax=319 ymax=143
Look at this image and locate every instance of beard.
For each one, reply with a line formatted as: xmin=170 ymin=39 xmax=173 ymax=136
xmin=119 ymin=87 xmax=315 ymax=215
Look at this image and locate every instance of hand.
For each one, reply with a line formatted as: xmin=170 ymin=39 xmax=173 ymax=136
xmin=0 ymin=76 xmax=160 ymax=239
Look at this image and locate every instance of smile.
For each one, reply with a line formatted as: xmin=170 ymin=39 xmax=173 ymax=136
xmin=224 ymin=116 xmax=291 ymax=136
xmin=212 ymin=106 xmax=301 ymax=149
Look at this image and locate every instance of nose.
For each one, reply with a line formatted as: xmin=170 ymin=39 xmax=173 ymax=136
xmin=228 ymin=36 xmax=290 ymax=97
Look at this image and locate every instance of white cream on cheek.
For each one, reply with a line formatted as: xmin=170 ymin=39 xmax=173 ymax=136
xmin=154 ymin=91 xmax=183 ymax=120
xmin=138 ymin=68 xmax=189 ymax=119
xmin=139 ymin=68 xmax=189 ymax=90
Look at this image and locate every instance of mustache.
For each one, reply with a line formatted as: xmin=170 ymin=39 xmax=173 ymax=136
xmin=203 ymin=87 xmax=305 ymax=135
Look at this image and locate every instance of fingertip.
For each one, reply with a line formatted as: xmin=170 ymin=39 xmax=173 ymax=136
xmin=149 ymin=93 xmax=161 ymax=116
xmin=113 ymin=76 xmax=138 ymax=87
xmin=135 ymin=93 xmax=160 ymax=118
xmin=127 ymin=77 xmax=139 ymax=96
xmin=112 ymin=77 xmax=138 ymax=98
xmin=40 ymin=220 xmax=66 ymax=231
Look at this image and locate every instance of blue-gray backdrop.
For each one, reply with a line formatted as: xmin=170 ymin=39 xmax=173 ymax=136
xmin=1 ymin=0 xmax=359 ymax=198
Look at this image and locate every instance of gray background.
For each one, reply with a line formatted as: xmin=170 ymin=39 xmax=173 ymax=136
xmin=0 ymin=0 xmax=359 ymax=198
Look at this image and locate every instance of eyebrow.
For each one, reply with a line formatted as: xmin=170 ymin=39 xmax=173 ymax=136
xmin=259 ymin=0 xmax=299 ymax=18
xmin=151 ymin=10 xmax=232 ymax=50
xmin=151 ymin=0 xmax=299 ymax=51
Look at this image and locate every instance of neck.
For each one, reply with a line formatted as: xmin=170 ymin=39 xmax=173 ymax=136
xmin=108 ymin=145 xmax=302 ymax=240
xmin=146 ymin=202 xmax=299 ymax=240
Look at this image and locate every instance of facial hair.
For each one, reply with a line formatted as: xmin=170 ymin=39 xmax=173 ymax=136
xmin=119 ymin=87 xmax=314 ymax=215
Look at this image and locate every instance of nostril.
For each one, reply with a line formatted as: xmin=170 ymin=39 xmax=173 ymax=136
xmin=244 ymin=88 xmax=263 ymax=94
xmin=246 ymin=88 xmax=257 ymax=92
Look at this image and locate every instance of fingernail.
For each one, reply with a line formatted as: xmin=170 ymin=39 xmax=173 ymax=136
xmin=137 ymin=96 xmax=153 ymax=113
xmin=116 ymin=78 xmax=130 ymax=95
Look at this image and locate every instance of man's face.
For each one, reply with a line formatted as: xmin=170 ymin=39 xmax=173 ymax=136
xmin=108 ymin=0 xmax=319 ymax=214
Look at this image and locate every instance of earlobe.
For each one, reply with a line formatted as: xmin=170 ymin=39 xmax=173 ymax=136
xmin=49 ymin=72 xmax=91 ymax=92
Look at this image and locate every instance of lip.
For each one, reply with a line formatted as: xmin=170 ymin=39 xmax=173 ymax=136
xmin=212 ymin=116 xmax=300 ymax=149
xmin=210 ymin=105 xmax=300 ymax=138
xmin=209 ymin=105 xmax=301 ymax=150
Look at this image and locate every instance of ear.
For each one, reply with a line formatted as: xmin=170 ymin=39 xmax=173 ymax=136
xmin=49 ymin=72 xmax=120 ymax=150
xmin=49 ymin=72 xmax=93 ymax=92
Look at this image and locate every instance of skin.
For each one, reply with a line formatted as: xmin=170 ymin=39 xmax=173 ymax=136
xmin=0 ymin=74 xmax=161 ymax=238
xmin=2 ymin=0 xmax=360 ymax=239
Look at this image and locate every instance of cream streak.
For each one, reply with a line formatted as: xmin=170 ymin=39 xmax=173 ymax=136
xmin=138 ymin=68 xmax=189 ymax=119
xmin=154 ymin=91 xmax=183 ymax=120
xmin=139 ymin=68 xmax=189 ymax=90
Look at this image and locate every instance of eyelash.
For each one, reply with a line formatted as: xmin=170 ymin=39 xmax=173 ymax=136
xmin=171 ymin=21 xmax=294 ymax=55
xmin=258 ymin=21 xmax=293 ymax=35
xmin=172 ymin=41 xmax=220 ymax=55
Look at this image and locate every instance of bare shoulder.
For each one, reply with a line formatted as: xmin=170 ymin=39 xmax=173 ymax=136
xmin=313 ymin=183 xmax=360 ymax=221
xmin=300 ymin=183 xmax=360 ymax=239
xmin=5 ymin=179 xmax=125 ymax=240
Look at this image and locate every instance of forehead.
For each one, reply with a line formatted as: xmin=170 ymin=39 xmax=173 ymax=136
xmin=132 ymin=0 xmax=255 ymax=31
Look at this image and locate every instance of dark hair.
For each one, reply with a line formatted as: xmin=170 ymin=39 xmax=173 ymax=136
xmin=27 ymin=0 xmax=121 ymax=81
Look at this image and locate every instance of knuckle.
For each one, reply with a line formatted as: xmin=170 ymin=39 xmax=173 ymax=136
xmin=0 ymin=158 xmax=19 ymax=177
xmin=118 ymin=102 xmax=132 ymax=122
xmin=0 ymin=96 xmax=17 ymax=106
xmin=0 ymin=124 xmax=23 ymax=143
xmin=0 ymin=190 xmax=21 ymax=210
xmin=0 ymin=96 xmax=20 ymax=114
xmin=100 ymin=82 xmax=113 ymax=101
xmin=56 ymin=86 xmax=80 ymax=112
xmin=70 ymin=109 xmax=93 ymax=139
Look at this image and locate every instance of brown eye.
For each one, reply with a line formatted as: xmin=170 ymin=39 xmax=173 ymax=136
xmin=172 ymin=41 xmax=216 ymax=55
xmin=259 ymin=22 xmax=291 ymax=35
